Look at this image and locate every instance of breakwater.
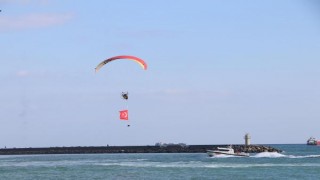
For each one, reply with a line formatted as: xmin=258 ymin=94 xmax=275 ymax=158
xmin=0 ymin=145 xmax=281 ymax=155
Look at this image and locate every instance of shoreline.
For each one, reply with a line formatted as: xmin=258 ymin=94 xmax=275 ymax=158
xmin=0 ymin=144 xmax=282 ymax=155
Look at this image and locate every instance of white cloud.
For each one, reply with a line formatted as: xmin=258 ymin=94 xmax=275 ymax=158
xmin=0 ymin=0 xmax=50 ymax=6
xmin=0 ymin=13 xmax=74 ymax=31
xmin=118 ymin=29 xmax=178 ymax=39
xmin=16 ymin=70 xmax=31 ymax=77
xmin=163 ymin=88 xmax=188 ymax=95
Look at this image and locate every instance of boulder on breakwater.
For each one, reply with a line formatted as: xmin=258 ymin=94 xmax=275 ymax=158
xmin=230 ymin=145 xmax=282 ymax=153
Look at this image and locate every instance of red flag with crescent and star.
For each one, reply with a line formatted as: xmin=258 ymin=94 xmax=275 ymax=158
xmin=119 ymin=110 xmax=128 ymax=120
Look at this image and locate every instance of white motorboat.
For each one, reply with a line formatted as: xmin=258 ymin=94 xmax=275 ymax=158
xmin=207 ymin=146 xmax=249 ymax=157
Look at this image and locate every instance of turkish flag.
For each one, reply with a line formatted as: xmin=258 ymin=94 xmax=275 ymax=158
xmin=119 ymin=110 xmax=128 ymax=120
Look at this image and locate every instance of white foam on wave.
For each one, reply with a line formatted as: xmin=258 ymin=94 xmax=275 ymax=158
xmin=252 ymin=152 xmax=286 ymax=158
xmin=97 ymin=161 xmax=320 ymax=168
xmin=0 ymin=160 xmax=95 ymax=167
xmin=136 ymin=158 xmax=148 ymax=161
xmin=98 ymin=161 xmax=199 ymax=168
xmin=252 ymin=152 xmax=320 ymax=159
xmin=287 ymin=154 xmax=320 ymax=159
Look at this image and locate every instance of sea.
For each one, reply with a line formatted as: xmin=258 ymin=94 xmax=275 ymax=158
xmin=0 ymin=144 xmax=319 ymax=180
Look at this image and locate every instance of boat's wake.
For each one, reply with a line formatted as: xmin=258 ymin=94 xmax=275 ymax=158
xmin=252 ymin=152 xmax=286 ymax=158
xmin=252 ymin=152 xmax=320 ymax=158
xmin=286 ymin=154 xmax=320 ymax=159
xmin=210 ymin=152 xmax=320 ymax=158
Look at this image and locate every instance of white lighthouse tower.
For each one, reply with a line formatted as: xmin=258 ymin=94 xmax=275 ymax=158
xmin=244 ymin=133 xmax=251 ymax=146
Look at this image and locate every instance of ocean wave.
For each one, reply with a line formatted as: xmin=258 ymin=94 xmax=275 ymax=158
xmin=0 ymin=160 xmax=95 ymax=167
xmin=96 ymin=161 xmax=320 ymax=168
xmin=1 ymin=159 xmax=320 ymax=169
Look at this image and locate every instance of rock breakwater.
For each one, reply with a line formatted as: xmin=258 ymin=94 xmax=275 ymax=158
xmin=0 ymin=144 xmax=281 ymax=155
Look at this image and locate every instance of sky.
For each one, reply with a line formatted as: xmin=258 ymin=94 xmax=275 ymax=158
xmin=0 ymin=0 xmax=320 ymax=147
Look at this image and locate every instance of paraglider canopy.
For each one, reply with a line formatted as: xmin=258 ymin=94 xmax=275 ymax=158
xmin=95 ymin=55 xmax=147 ymax=73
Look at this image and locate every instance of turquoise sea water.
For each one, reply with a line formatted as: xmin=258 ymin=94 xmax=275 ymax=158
xmin=0 ymin=144 xmax=319 ymax=179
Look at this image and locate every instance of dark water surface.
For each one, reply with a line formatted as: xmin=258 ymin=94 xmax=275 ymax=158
xmin=0 ymin=144 xmax=319 ymax=179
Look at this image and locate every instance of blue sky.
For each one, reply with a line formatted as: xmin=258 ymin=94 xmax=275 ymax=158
xmin=1 ymin=0 xmax=320 ymax=147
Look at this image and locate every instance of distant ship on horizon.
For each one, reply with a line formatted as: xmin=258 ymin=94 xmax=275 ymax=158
xmin=307 ymin=137 xmax=320 ymax=145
